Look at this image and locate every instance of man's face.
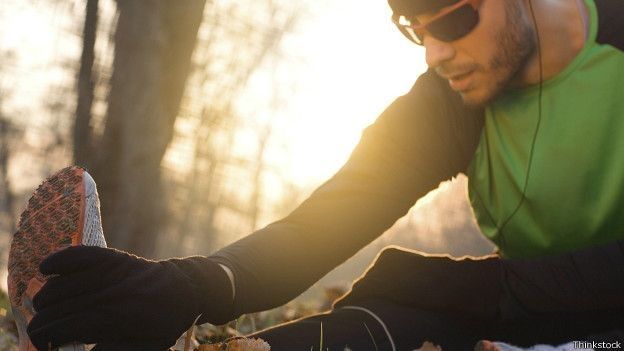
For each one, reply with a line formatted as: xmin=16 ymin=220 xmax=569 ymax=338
xmin=421 ymin=0 xmax=536 ymax=106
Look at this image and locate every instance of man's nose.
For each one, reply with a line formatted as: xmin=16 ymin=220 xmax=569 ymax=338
xmin=424 ymin=36 xmax=455 ymax=68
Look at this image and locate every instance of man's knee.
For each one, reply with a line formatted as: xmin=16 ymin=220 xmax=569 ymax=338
xmin=333 ymin=246 xmax=450 ymax=307
xmin=334 ymin=246 xmax=503 ymax=318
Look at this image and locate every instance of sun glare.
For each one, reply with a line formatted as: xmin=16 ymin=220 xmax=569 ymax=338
xmin=246 ymin=0 xmax=427 ymax=188
xmin=3 ymin=0 xmax=429 ymax=219
xmin=167 ymin=0 xmax=429 ymax=215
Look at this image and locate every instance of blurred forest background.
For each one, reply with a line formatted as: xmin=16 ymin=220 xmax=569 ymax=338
xmin=0 ymin=0 xmax=496 ymax=312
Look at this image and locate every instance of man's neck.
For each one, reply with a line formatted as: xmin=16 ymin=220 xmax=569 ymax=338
xmin=512 ymin=0 xmax=589 ymax=87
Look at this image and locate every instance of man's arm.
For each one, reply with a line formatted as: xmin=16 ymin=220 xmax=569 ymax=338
xmin=210 ymin=70 xmax=485 ymax=319
xmin=26 ymin=71 xmax=485 ymax=348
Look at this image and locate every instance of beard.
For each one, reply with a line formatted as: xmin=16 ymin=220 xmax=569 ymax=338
xmin=484 ymin=1 xmax=537 ymax=103
xmin=453 ymin=1 xmax=537 ymax=107
xmin=433 ymin=1 xmax=538 ymax=106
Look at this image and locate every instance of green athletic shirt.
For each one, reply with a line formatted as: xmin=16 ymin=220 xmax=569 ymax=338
xmin=210 ymin=0 xmax=624 ymax=318
xmin=468 ymin=0 xmax=624 ymax=258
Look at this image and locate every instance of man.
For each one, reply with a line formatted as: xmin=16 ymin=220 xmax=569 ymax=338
xmin=13 ymin=0 xmax=624 ymax=350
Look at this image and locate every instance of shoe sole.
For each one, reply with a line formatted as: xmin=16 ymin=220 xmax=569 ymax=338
xmin=8 ymin=166 xmax=104 ymax=351
xmin=474 ymin=340 xmax=505 ymax=351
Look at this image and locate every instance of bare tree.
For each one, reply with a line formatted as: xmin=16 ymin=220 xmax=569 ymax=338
xmin=65 ymin=0 xmax=310 ymax=257
xmin=0 ymin=118 xmax=19 ymax=235
xmin=74 ymin=0 xmax=99 ymax=166
xmin=81 ymin=0 xmax=207 ymax=256
xmin=158 ymin=1 xmax=307 ymax=257
xmin=0 ymin=88 xmax=24 ymax=265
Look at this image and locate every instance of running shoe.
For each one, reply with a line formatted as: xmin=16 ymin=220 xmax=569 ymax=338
xmin=7 ymin=166 xmax=106 ymax=351
xmin=474 ymin=340 xmax=591 ymax=351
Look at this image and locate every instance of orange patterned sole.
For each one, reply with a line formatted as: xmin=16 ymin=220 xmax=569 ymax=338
xmin=8 ymin=166 xmax=87 ymax=351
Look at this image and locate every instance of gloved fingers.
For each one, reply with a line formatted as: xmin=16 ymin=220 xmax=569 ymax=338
xmin=27 ymin=311 xmax=110 ymax=350
xmin=39 ymin=246 xmax=117 ymax=275
xmin=29 ymin=309 xmax=177 ymax=351
xmin=28 ymin=290 xmax=115 ymax=339
xmin=90 ymin=337 xmax=178 ymax=351
xmin=33 ymin=271 xmax=103 ymax=311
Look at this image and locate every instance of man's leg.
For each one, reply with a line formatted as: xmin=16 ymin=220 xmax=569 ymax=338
xmin=250 ymin=246 xmax=503 ymax=351
xmin=251 ymin=245 xmax=624 ymax=350
xmin=333 ymin=246 xmax=504 ymax=320
xmin=251 ymin=298 xmax=496 ymax=351
xmin=333 ymin=245 xmax=624 ymax=348
xmin=251 ymin=299 xmax=624 ymax=351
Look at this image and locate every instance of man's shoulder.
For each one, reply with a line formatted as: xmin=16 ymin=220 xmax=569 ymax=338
xmin=406 ymin=69 xmax=457 ymax=101
xmin=594 ymin=0 xmax=624 ymax=50
xmin=402 ymin=69 xmax=484 ymax=129
xmin=400 ymin=69 xmax=474 ymax=117
xmin=380 ymin=69 xmax=485 ymax=171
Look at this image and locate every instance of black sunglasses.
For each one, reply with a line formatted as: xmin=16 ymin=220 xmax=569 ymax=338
xmin=392 ymin=0 xmax=483 ymax=45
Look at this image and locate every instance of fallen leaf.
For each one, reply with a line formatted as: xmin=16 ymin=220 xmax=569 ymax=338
xmin=415 ymin=341 xmax=442 ymax=351
xmin=198 ymin=337 xmax=270 ymax=351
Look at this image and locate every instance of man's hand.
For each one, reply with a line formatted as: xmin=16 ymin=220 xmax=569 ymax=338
xmin=27 ymin=246 xmax=233 ymax=351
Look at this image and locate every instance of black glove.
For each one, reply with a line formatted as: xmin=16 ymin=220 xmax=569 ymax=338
xmin=27 ymin=245 xmax=234 ymax=351
xmin=332 ymin=247 xmax=503 ymax=319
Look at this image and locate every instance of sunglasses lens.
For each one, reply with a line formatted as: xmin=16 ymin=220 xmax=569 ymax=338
xmin=403 ymin=26 xmax=424 ymax=45
xmin=395 ymin=16 xmax=424 ymax=45
xmin=427 ymin=5 xmax=479 ymax=42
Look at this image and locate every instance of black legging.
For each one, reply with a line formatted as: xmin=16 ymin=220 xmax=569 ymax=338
xmin=252 ymin=299 xmax=623 ymax=351
xmin=250 ymin=244 xmax=624 ymax=350
xmin=251 ymin=299 xmax=494 ymax=351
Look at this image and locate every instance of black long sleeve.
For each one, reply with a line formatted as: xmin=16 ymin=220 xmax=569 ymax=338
xmin=210 ymin=70 xmax=484 ymax=319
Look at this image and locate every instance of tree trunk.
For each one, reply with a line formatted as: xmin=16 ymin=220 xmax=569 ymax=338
xmin=93 ymin=0 xmax=206 ymax=257
xmin=73 ymin=0 xmax=98 ymax=167
xmin=0 ymin=118 xmax=17 ymax=234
